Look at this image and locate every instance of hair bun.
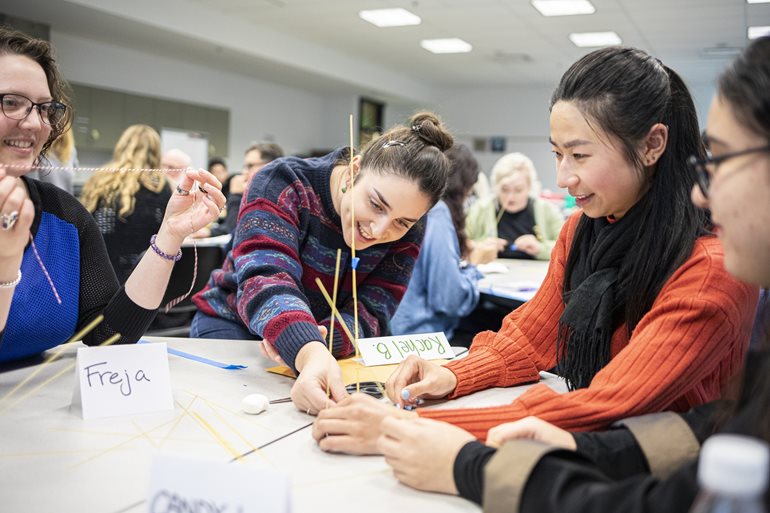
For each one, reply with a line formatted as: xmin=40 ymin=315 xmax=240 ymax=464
xmin=409 ymin=112 xmax=454 ymax=152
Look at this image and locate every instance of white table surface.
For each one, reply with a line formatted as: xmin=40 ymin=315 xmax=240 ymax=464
xmin=0 ymin=336 xmax=564 ymax=513
xmin=476 ymin=259 xmax=550 ymax=302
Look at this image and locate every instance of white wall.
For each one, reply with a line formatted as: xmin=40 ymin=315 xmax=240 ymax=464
xmin=434 ymin=80 xmax=716 ymax=193
xmin=51 ymin=31 xmax=717 ymax=187
xmin=51 ymin=32 xmax=352 ymax=165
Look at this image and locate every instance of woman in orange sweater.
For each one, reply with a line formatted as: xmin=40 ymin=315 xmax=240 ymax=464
xmin=311 ymin=46 xmax=758 ymax=454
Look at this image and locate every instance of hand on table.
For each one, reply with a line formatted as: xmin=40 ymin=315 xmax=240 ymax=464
xmin=384 ymin=355 xmax=457 ymax=409
xmin=513 ymin=234 xmax=542 ymax=257
xmin=486 ymin=416 xmax=576 ymax=450
xmin=378 ymin=417 xmax=475 ymax=494
xmin=313 ymin=393 xmax=414 ymax=455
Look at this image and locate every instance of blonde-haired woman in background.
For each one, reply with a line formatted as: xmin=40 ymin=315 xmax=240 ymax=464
xmin=80 ymin=124 xmax=171 ymax=283
xmin=466 ymin=152 xmax=564 ymax=260
xmin=27 ymin=125 xmax=78 ymax=194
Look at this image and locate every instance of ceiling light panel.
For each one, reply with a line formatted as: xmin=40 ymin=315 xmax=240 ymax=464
xmin=359 ymin=8 xmax=421 ymax=27
xmin=420 ymin=38 xmax=473 ymax=54
xmin=531 ymin=0 xmax=596 ymax=16
xmin=569 ymin=31 xmax=622 ymax=47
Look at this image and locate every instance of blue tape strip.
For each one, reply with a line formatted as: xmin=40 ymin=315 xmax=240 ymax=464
xmin=139 ymin=339 xmax=247 ymax=370
xmin=351 ymin=256 xmax=360 ymax=270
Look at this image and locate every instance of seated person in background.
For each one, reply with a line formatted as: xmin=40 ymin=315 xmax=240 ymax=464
xmin=379 ymin=36 xmax=770 ymax=513
xmin=160 ymin=148 xmax=191 ymax=188
xmin=207 ymin=157 xmax=229 ymax=196
xmin=191 ymin=113 xmax=453 ymax=415
xmin=466 ymin=152 xmax=564 ymax=260
xmin=80 ymin=125 xmax=172 ymax=284
xmin=311 ymin=46 xmax=758 ymax=455
xmin=391 ymin=144 xmax=495 ymax=340
xmin=0 ymin=28 xmax=224 ymax=362
xmin=191 ymin=142 xmax=284 ymax=239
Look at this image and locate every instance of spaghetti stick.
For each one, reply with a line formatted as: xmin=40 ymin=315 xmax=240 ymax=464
xmin=326 ymin=249 xmax=342 ymax=400
xmin=0 ymin=314 xmax=104 ymax=404
xmin=349 ymin=114 xmax=361 ymax=393
xmin=314 ymin=278 xmax=357 ymax=352
xmin=0 ymin=332 xmax=121 ymax=413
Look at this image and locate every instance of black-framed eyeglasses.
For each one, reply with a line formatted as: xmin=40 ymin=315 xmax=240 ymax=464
xmin=0 ymin=93 xmax=68 ymax=127
xmin=688 ymin=144 xmax=770 ymax=198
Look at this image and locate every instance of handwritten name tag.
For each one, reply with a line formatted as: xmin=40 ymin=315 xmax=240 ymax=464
xmin=358 ymin=332 xmax=452 ymax=366
xmin=71 ymin=342 xmax=173 ymax=419
xmin=147 ymin=454 xmax=290 ymax=513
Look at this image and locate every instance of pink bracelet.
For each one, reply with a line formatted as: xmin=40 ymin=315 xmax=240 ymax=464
xmin=150 ymin=234 xmax=182 ymax=262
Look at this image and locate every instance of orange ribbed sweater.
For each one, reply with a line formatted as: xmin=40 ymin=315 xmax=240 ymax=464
xmin=421 ymin=213 xmax=758 ymax=440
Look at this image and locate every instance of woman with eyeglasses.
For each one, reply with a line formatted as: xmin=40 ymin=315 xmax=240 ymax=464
xmin=311 ymin=46 xmax=758 ymax=456
xmin=375 ymin=36 xmax=770 ymax=513
xmin=0 ymin=28 xmax=225 ymax=362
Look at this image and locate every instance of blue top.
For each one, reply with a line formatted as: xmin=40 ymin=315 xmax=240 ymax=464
xmin=391 ymin=201 xmax=483 ymax=339
xmin=0 ymin=178 xmax=158 ymax=363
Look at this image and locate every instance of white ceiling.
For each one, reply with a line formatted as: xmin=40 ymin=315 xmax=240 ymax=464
xmin=3 ymin=0 xmax=769 ymax=101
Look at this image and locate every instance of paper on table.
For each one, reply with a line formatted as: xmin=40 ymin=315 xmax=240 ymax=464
xmin=266 ymin=356 xmax=449 ymax=385
xmin=477 ymin=262 xmax=509 ymax=275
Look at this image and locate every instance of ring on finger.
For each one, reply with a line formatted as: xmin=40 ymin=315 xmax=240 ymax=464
xmin=176 ymin=184 xmax=191 ymax=196
xmin=0 ymin=211 xmax=19 ymax=231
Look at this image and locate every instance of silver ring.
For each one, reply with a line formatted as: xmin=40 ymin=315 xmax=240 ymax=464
xmin=175 ymin=184 xmax=191 ymax=196
xmin=198 ymin=183 xmax=209 ymax=194
xmin=306 ymin=407 xmax=312 ymax=416
xmin=1 ymin=211 xmax=19 ymax=231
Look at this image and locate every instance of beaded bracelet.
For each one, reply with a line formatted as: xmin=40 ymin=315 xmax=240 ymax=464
xmin=150 ymin=234 xmax=182 ymax=262
xmin=0 ymin=270 xmax=22 ymax=289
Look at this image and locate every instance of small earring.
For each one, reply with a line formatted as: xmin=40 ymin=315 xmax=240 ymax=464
xmin=341 ymin=185 xmax=348 ymax=193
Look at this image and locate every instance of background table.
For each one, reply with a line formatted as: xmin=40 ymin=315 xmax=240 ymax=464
xmin=0 ymin=336 xmax=564 ymax=513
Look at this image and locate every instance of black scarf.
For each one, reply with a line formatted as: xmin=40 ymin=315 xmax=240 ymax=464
xmin=557 ymin=207 xmax=642 ymax=391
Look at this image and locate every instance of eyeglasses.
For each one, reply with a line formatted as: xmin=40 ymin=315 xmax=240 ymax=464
xmin=0 ymin=93 xmax=68 ymax=127
xmin=688 ymin=144 xmax=770 ymax=198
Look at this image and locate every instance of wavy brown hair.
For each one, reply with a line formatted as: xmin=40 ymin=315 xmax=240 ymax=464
xmin=0 ymin=27 xmax=73 ymax=160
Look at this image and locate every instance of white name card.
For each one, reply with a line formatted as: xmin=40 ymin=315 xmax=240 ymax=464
xmin=147 ymin=454 xmax=290 ymax=513
xmin=72 ymin=342 xmax=173 ymax=419
xmin=358 ymin=331 xmax=452 ymax=366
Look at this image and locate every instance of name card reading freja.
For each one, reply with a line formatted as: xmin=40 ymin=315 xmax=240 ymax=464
xmin=71 ymin=342 xmax=173 ymax=420
xmin=358 ymin=332 xmax=452 ymax=366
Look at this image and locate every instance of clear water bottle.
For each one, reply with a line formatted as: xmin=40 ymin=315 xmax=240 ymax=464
xmin=690 ymin=434 xmax=769 ymax=513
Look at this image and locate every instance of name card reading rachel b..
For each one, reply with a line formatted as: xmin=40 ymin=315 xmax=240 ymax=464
xmin=72 ymin=342 xmax=173 ymax=420
xmin=358 ymin=332 xmax=452 ymax=366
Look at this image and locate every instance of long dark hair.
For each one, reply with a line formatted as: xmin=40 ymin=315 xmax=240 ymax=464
xmin=718 ymin=37 xmax=770 ymax=441
xmin=443 ymin=144 xmax=480 ymax=257
xmin=0 ymin=27 xmax=73 ymax=159
xmin=553 ymin=47 xmax=709 ymax=336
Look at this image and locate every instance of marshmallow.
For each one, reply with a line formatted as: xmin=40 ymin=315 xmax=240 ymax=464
xmin=241 ymin=393 xmax=269 ymax=414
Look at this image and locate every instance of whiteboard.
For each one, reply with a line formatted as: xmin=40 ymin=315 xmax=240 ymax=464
xmin=160 ymin=128 xmax=209 ymax=169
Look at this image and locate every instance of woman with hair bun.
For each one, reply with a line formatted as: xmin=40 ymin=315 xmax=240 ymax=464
xmin=192 ymin=112 xmax=455 ymax=413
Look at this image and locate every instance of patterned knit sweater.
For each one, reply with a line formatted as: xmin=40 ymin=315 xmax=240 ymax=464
xmin=193 ymin=149 xmax=425 ymax=371
xmin=421 ymin=212 xmax=758 ymax=439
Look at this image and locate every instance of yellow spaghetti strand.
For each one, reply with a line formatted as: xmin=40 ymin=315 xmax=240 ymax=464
xmin=349 ymin=114 xmax=361 ymax=393
xmin=326 ymin=249 xmax=342 ymax=401
xmin=1 ymin=314 xmax=104 ymax=404
xmin=1 ymin=332 xmax=120 ymax=413
xmin=314 ymin=278 xmax=357 ymax=353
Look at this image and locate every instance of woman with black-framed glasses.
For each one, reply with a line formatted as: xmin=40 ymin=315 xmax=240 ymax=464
xmin=689 ymin=138 xmax=770 ymax=198
xmin=0 ymin=28 xmax=225 ymax=362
